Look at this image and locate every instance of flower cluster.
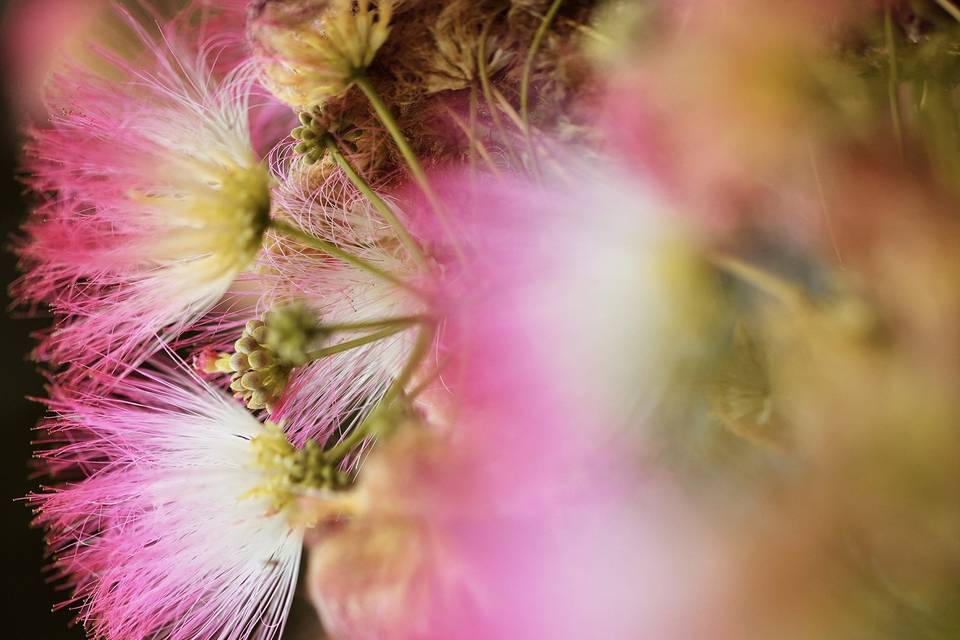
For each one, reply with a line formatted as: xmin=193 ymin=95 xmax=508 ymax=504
xmin=15 ymin=0 xmax=960 ymax=638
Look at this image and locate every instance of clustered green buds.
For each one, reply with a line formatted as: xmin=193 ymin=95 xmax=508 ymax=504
xmin=208 ymin=319 xmax=294 ymax=412
xmin=291 ymin=107 xmax=332 ymax=164
xmin=263 ymin=301 xmax=329 ymax=366
xmin=247 ymin=423 xmax=352 ymax=512
xmin=292 ymin=105 xmax=367 ymax=166
xmin=203 ymin=304 xmax=346 ymax=411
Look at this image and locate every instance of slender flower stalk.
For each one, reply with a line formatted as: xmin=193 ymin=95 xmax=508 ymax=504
xmin=884 ymin=5 xmax=903 ymax=157
xmin=322 ymin=324 xmax=433 ymax=463
xmin=934 ymin=0 xmax=960 ymax=23
xmin=269 ymin=218 xmax=422 ymax=294
xmin=519 ymin=0 xmax=564 ymax=172
xmin=319 ymin=315 xmax=427 ymax=332
xmin=478 ymin=16 xmax=523 ymax=170
xmin=324 ymin=137 xmax=430 ymax=271
xmin=708 ymin=254 xmax=804 ymax=306
xmin=442 ymin=104 xmax=506 ymax=178
xmin=306 ymin=323 xmax=419 ymax=361
xmin=353 ymin=75 xmax=468 ymax=264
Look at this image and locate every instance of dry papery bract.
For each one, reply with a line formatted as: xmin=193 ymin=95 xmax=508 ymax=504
xmin=277 ymin=0 xmax=606 ymax=180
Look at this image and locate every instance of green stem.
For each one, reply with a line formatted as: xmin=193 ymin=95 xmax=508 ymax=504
xmin=354 ymin=75 xmax=467 ymax=265
xmin=270 ymin=219 xmax=420 ymax=295
xmin=307 ymin=325 xmax=412 ymax=362
xmin=355 ymin=75 xmax=429 ymax=189
xmin=520 ymin=0 xmax=564 ymax=172
xmin=710 ymin=254 xmax=804 ymax=306
xmin=324 ymin=326 xmax=434 ymax=462
xmin=324 ymin=138 xmax=430 ymax=272
xmin=493 ymin=87 xmax=526 ymax=130
xmin=884 ymin=5 xmax=904 ymax=157
xmin=478 ymin=17 xmax=523 ymax=169
xmin=321 ymin=315 xmax=426 ymax=334
xmin=934 ymin=0 xmax=960 ymax=23
xmin=383 ymin=326 xmax=433 ymax=405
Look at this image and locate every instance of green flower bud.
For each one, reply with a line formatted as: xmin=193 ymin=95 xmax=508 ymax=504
xmin=264 ymin=302 xmax=328 ymax=366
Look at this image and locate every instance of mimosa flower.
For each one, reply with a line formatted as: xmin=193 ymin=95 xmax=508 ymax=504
xmin=304 ymin=347 xmax=724 ymax=640
xmin=417 ymin=161 xmax=725 ymax=429
xmin=249 ymin=0 xmax=397 ymax=108
xmin=33 ymin=363 xmax=350 ymax=640
xmin=303 ymin=161 xmax=732 ymax=639
xmin=16 ymin=30 xmax=271 ymax=382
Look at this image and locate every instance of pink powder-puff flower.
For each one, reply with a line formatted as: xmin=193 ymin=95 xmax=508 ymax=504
xmin=32 ymin=361 xmax=348 ymax=640
xmin=248 ymin=0 xmax=397 ymax=108
xmin=304 ymin=407 xmax=732 ymax=640
xmin=413 ymin=160 xmax=723 ymax=431
xmin=15 ymin=17 xmax=271 ymax=384
xmin=303 ymin=161 xmax=734 ymax=639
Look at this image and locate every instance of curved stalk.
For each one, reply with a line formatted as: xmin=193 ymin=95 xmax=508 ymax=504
xmin=324 ymin=326 xmax=434 ymax=463
xmin=354 ymin=75 xmax=467 ymax=264
xmin=270 ymin=219 xmax=422 ymax=296
xmin=306 ymin=324 xmax=415 ymax=362
xmin=478 ymin=16 xmax=523 ymax=169
xmin=884 ymin=5 xmax=904 ymax=157
xmin=320 ymin=315 xmax=427 ymax=334
xmin=709 ymin=254 xmax=804 ymax=306
xmin=520 ymin=0 xmax=564 ymax=173
xmin=442 ymin=105 xmax=505 ymax=179
xmin=324 ymin=137 xmax=429 ymax=271
xmin=934 ymin=0 xmax=960 ymax=23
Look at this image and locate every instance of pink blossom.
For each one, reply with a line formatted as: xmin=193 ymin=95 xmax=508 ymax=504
xmin=305 ymin=164 xmax=732 ymax=638
xmin=33 ymin=361 xmax=305 ymax=640
xmin=15 ymin=18 xmax=271 ymax=385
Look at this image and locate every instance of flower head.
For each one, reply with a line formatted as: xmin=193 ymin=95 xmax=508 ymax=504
xmin=204 ymin=316 xmax=299 ymax=412
xmin=16 ymin=29 xmax=271 ymax=383
xmin=249 ymin=0 xmax=396 ymax=108
xmin=32 ymin=364 xmax=340 ymax=640
xmin=298 ymin=159 xmax=733 ymax=639
xmin=304 ymin=368 xmax=721 ymax=640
